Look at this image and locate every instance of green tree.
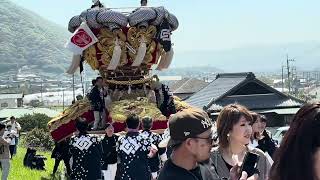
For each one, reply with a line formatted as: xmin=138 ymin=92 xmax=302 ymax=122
xmin=18 ymin=113 xmax=51 ymax=132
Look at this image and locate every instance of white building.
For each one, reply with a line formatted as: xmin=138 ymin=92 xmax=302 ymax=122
xmin=0 ymin=94 xmax=24 ymax=109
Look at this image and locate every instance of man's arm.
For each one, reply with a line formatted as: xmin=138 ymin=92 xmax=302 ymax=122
xmin=156 ymin=134 xmax=167 ymax=162
xmin=16 ymin=122 xmax=22 ymax=131
xmin=0 ymin=137 xmax=11 ymax=145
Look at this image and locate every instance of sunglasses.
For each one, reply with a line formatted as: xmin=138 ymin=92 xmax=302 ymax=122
xmin=192 ymin=133 xmax=215 ymax=145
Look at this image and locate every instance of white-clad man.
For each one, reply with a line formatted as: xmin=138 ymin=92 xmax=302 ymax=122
xmin=6 ymin=116 xmax=21 ymax=156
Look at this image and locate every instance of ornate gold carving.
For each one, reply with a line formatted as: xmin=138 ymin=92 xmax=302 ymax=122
xmin=48 ymin=99 xmax=92 ymax=132
xmin=83 ymin=45 xmax=99 ymax=70
xmin=127 ymin=25 xmax=157 ymax=65
xmin=97 ymin=28 xmax=127 ymax=67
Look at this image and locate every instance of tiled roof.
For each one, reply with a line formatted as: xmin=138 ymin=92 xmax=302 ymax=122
xmin=186 ymin=73 xmax=249 ymax=108
xmin=186 ymin=72 xmax=304 ymax=110
xmin=168 ymin=78 xmax=190 ymax=92
xmin=170 ymin=78 xmax=209 ymax=94
xmin=0 ymin=94 xmax=23 ymax=100
xmin=208 ymin=94 xmax=302 ymax=111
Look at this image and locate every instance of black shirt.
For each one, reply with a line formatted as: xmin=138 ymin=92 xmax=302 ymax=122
xmin=69 ymin=134 xmax=102 ymax=180
xmin=51 ymin=140 xmax=71 ymax=160
xmin=158 ymin=158 xmax=222 ymax=180
xmin=89 ymin=86 xmax=105 ymax=111
xmin=141 ymin=130 xmax=166 ymax=172
xmin=257 ymin=130 xmax=277 ymax=158
xmin=116 ymin=132 xmax=152 ymax=180
xmin=101 ymin=134 xmax=118 ymax=169
xmin=222 ymin=157 xmax=233 ymax=171
xmin=158 ymin=159 xmax=209 ymax=180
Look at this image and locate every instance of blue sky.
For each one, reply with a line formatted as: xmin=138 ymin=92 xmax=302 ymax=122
xmin=10 ymin=0 xmax=320 ymax=52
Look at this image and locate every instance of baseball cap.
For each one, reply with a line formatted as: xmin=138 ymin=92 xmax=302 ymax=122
xmin=159 ymin=108 xmax=212 ymax=148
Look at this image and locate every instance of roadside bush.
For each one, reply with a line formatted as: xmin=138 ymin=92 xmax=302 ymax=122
xmin=22 ymin=128 xmax=54 ymax=151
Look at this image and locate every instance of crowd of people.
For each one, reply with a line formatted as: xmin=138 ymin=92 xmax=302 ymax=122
xmin=0 ymin=102 xmax=319 ymax=180
xmin=48 ymin=101 xmax=320 ymax=180
xmin=0 ymin=76 xmax=319 ymax=180
xmin=51 ymin=114 xmax=166 ymax=180
xmin=0 ymin=97 xmax=319 ymax=180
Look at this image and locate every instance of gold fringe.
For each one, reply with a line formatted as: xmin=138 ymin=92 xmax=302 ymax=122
xmin=104 ymin=76 xmax=153 ymax=85
xmin=48 ymin=99 xmax=91 ymax=132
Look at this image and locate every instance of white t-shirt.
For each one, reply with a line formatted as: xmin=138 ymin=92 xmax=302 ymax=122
xmin=6 ymin=121 xmax=21 ymax=137
xmin=3 ymin=130 xmax=17 ymax=145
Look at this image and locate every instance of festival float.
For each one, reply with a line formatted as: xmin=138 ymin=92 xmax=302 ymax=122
xmin=48 ymin=0 xmax=190 ymax=142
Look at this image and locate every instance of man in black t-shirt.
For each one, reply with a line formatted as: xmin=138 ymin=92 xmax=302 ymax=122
xmin=158 ymin=108 xmax=217 ymax=180
xmin=89 ymin=77 xmax=107 ymax=130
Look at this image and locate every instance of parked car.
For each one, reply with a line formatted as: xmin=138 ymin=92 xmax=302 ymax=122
xmin=273 ymin=126 xmax=289 ymax=145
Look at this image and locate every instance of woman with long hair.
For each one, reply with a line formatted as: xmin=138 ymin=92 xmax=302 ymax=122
xmin=269 ymin=103 xmax=320 ymax=180
xmin=250 ymin=113 xmax=277 ymax=158
xmin=210 ymin=104 xmax=272 ymax=180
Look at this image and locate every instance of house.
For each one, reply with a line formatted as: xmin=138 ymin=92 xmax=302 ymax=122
xmin=168 ymin=78 xmax=209 ymax=100
xmin=186 ymin=72 xmax=304 ymax=126
xmin=0 ymin=94 xmax=24 ymax=109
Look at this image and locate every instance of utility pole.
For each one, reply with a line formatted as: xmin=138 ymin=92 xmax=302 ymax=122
xmin=291 ymin=67 xmax=295 ymax=80
xmin=286 ymin=54 xmax=295 ymax=94
xmin=282 ymin=64 xmax=285 ymax=92
xmin=291 ymin=66 xmax=297 ymax=95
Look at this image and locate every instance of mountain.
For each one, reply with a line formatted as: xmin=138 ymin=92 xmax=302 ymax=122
xmin=172 ymin=42 xmax=320 ymax=72
xmin=1 ymin=0 xmax=319 ymax=76
xmin=0 ymin=0 xmax=71 ymax=74
xmin=155 ymin=66 xmax=223 ymax=77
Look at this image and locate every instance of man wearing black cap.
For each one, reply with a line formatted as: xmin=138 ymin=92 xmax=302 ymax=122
xmin=157 ymin=108 xmax=258 ymax=180
xmin=141 ymin=116 xmax=167 ymax=179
